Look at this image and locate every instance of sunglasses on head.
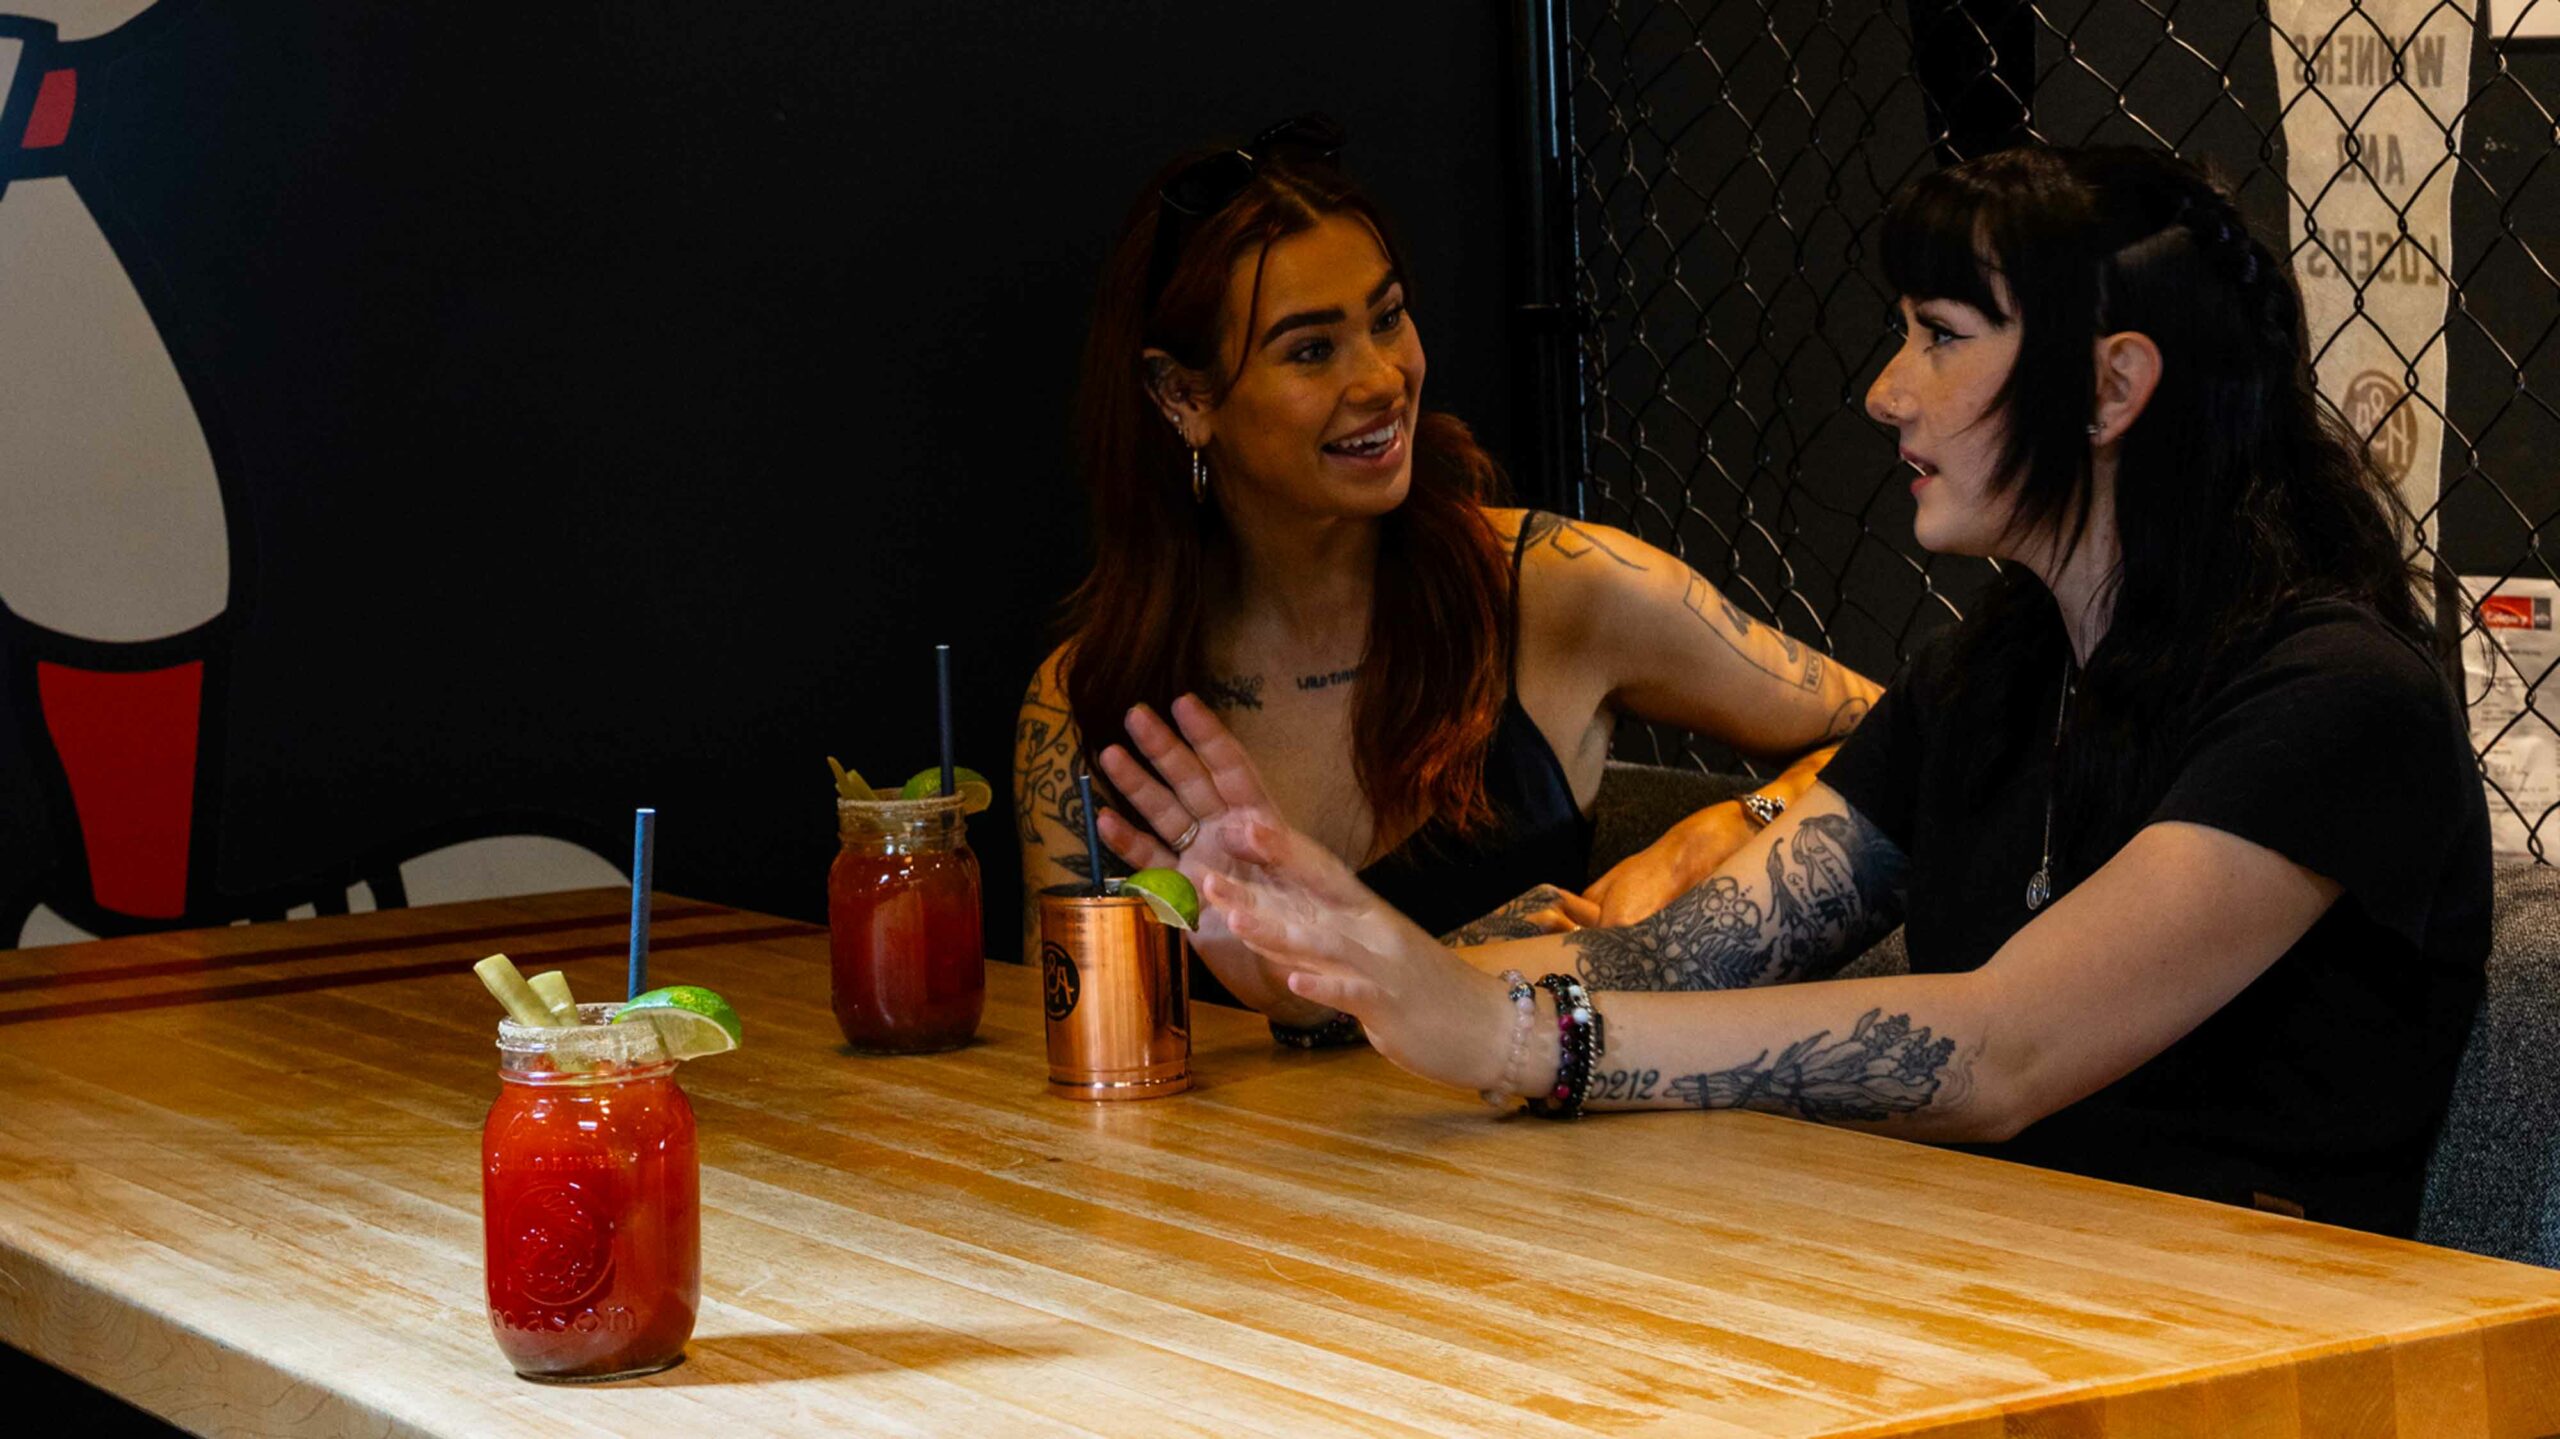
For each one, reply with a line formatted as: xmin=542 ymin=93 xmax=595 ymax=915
xmin=1145 ymin=113 xmax=1349 ymax=306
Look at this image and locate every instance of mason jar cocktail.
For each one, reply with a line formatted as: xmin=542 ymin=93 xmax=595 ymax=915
xmin=483 ymin=1004 xmax=698 ymax=1381
xmin=829 ymin=789 xmax=984 ymax=1051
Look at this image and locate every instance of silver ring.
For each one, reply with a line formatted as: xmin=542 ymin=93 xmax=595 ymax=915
xmin=1171 ymin=818 xmax=1201 ymax=852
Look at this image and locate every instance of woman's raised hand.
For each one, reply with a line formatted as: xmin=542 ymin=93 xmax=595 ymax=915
xmin=1093 ymin=697 xmax=1319 ymax=1019
xmin=1094 ymin=697 xmax=1515 ymax=1086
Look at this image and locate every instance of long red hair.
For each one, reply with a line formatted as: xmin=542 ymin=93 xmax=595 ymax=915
xmin=1062 ymin=150 xmax=1512 ymax=853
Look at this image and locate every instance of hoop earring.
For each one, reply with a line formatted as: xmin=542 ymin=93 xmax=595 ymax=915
xmin=1190 ymin=447 xmax=1209 ymax=504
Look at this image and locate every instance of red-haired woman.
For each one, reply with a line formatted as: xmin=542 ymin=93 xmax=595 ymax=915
xmin=1015 ymin=117 xmax=1879 ymax=1039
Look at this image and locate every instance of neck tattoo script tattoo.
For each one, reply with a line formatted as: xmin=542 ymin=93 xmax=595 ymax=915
xmin=1295 ymin=667 xmax=1359 ymax=693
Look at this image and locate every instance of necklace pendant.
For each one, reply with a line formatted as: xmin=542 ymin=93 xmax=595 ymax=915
xmin=2024 ymin=865 xmax=2052 ymax=912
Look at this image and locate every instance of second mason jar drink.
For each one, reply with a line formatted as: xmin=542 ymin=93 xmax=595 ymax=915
xmin=829 ymin=790 xmax=984 ymax=1052
xmin=1039 ymin=881 xmax=1190 ymax=1099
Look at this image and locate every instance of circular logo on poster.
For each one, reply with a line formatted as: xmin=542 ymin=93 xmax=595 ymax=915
xmin=1041 ymin=941 xmax=1080 ymax=1020
xmin=504 ymin=1183 xmax=615 ymax=1308
xmin=2342 ymin=369 xmax=2419 ymax=483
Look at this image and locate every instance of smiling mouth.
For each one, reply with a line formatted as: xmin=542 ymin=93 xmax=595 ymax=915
xmin=1322 ymin=416 xmax=1403 ymax=460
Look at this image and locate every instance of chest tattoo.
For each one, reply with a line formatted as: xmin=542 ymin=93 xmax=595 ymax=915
xmin=1198 ymin=674 xmax=1265 ymax=712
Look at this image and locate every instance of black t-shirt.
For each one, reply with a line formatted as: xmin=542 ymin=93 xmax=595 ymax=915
xmin=1820 ymin=599 xmax=2490 ymax=1236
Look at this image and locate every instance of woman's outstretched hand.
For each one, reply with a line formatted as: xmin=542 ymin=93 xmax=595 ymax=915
xmin=1583 ymin=799 xmax=1761 ymax=926
xmin=1090 ymin=695 xmax=1516 ymax=1091
xmin=1201 ymin=817 xmax=1519 ymax=1092
xmin=1091 ymin=696 xmax=1322 ymax=1022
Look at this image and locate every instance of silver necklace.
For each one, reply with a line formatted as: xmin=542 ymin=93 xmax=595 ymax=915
xmin=2025 ymin=657 xmax=2074 ymax=912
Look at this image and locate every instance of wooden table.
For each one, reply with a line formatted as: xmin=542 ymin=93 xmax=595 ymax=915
xmin=2 ymin=890 xmax=2556 ymax=1437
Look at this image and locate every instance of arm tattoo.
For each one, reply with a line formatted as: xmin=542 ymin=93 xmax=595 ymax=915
xmin=1683 ymin=573 xmax=1827 ymax=691
xmin=1199 ymin=674 xmax=1265 ymax=711
xmin=1014 ymin=679 xmax=1116 ymax=881
xmin=1823 ymin=697 xmax=1871 ymax=742
xmin=1441 ymin=885 xmax=1572 ymax=947
xmin=1664 ymin=1009 xmax=1957 ymax=1123
xmin=1015 ymin=682 xmax=1083 ymax=849
xmin=1564 ymin=808 xmax=1907 ymax=990
xmin=1590 ymin=1067 xmax=1662 ymax=1101
xmin=1520 ymin=511 xmax=1647 ymax=570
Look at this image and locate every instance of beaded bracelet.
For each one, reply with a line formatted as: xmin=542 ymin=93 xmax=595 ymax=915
xmin=1524 ymin=973 xmax=1605 ymax=1120
xmin=1478 ymin=969 xmax=1538 ymax=1108
xmin=1269 ymin=1010 xmax=1366 ymax=1050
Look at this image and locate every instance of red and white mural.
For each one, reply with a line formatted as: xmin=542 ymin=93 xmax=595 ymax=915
xmin=0 ymin=1 xmax=620 ymax=949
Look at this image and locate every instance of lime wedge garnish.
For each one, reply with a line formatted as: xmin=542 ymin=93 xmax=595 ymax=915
xmin=613 ymin=985 xmax=742 ymax=1060
xmin=899 ymin=766 xmax=993 ymax=814
xmin=828 ymin=756 xmax=876 ymax=801
xmin=1122 ymin=868 xmax=1200 ymax=931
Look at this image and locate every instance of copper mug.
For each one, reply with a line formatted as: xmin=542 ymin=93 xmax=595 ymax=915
xmin=1038 ymin=882 xmax=1190 ymax=1099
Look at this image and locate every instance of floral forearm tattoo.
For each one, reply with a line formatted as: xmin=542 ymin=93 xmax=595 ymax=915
xmin=1440 ymin=885 xmax=1572 ymax=947
xmin=1664 ymin=1009 xmax=1958 ymax=1123
xmin=1564 ymin=808 xmax=1906 ymax=991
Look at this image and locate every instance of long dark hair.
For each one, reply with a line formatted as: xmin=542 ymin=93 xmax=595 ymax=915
xmin=1061 ymin=145 xmax=1512 ymax=850
xmin=1880 ymin=145 xmax=2428 ymax=873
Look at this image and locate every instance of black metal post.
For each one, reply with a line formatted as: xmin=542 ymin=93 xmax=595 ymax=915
xmin=1508 ymin=0 xmax=1589 ymax=519
xmin=1908 ymin=0 xmax=2039 ymax=165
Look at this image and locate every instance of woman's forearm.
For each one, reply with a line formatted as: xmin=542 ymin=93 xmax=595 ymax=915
xmin=1540 ymin=971 xmax=2026 ymax=1142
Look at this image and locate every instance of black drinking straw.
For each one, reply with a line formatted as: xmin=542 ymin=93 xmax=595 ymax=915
xmin=935 ymin=643 xmax=956 ymax=797
xmin=627 ymin=807 xmax=656 ymax=1000
xmin=1075 ymin=767 xmax=1107 ymax=896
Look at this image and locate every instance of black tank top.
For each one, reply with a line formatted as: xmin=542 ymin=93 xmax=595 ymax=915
xmin=1353 ymin=514 xmax=1595 ymax=936
xmin=1194 ymin=516 xmax=1596 ymax=1009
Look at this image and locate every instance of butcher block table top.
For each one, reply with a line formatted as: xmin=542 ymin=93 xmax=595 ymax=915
xmin=1 ymin=889 xmax=2556 ymax=1438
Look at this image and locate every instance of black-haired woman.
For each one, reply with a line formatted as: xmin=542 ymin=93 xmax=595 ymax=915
xmin=1095 ymin=145 xmax=2489 ymax=1238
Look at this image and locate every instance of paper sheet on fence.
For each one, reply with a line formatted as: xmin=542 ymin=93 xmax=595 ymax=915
xmin=2462 ymin=576 xmax=2560 ymax=861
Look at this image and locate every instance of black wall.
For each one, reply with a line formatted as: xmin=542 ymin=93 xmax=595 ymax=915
xmin=0 ymin=3 xmax=1524 ymax=947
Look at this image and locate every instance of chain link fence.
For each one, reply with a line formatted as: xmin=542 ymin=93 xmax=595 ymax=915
xmin=1552 ymin=0 xmax=2560 ymax=859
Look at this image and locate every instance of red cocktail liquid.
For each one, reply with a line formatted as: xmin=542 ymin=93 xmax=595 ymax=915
xmin=483 ymin=1048 xmax=698 ymax=1381
xmin=828 ymin=838 xmax=984 ymax=1051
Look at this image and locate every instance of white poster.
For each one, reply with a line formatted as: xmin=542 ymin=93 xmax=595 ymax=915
xmin=2462 ymin=576 xmax=2560 ymax=861
xmin=2270 ymin=2 xmax=2474 ymax=554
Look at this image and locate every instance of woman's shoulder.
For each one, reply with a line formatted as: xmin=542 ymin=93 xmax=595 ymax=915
xmin=1483 ymin=507 xmax=1664 ymax=592
xmin=2235 ymin=598 xmax=2449 ymax=701
xmin=1020 ymin=641 xmax=1075 ymax=714
xmin=2187 ymin=598 xmax=2465 ymax=761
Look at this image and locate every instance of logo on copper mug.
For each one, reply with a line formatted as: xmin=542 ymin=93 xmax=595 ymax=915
xmin=1042 ymin=941 xmax=1080 ymax=1020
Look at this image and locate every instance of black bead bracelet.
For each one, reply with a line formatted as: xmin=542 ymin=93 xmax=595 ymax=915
xmin=1270 ymin=1010 xmax=1366 ymax=1050
xmin=1524 ymin=973 xmax=1604 ymax=1119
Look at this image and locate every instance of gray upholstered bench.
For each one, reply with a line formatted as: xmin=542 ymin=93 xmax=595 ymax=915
xmin=1589 ymin=760 xmax=2560 ymax=1267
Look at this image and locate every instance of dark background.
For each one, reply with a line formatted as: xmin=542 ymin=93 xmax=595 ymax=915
xmin=0 ymin=0 xmax=1527 ymax=952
